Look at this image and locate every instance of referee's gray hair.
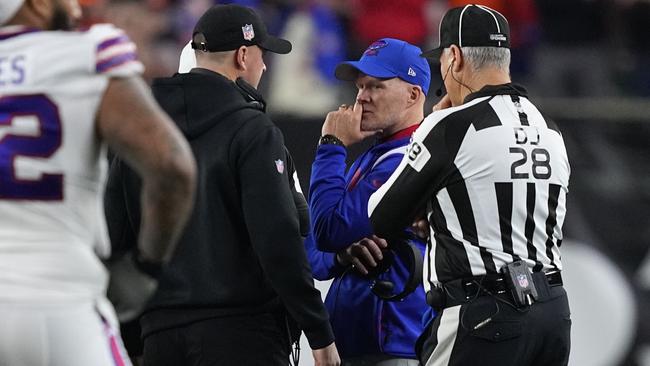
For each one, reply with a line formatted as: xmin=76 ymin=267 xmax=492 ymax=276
xmin=458 ymin=47 xmax=510 ymax=73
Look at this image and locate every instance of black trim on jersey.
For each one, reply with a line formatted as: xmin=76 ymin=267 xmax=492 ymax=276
xmin=425 ymin=236 xmax=436 ymax=290
xmin=510 ymin=95 xmax=529 ymax=126
xmin=430 ymin=196 xmax=473 ymax=283
xmin=464 ymin=83 xmax=528 ymax=104
xmin=544 ymin=115 xmax=561 ymax=134
xmin=525 ymin=183 xmax=544 ymax=272
xmin=545 ymin=184 xmax=562 ymax=270
xmin=495 ymin=182 xmax=520 ymax=262
xmin=426 ymin=198 xmax=435 ymax=290
xmin=447 ymin=169 xmax=497 ymax=274
xmin=371 ymin=82 xmax=569 ymax=286
xmin=472 ymin=97 xmax=503 ymax=131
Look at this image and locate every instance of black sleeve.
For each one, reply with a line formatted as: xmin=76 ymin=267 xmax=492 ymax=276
xmin=104 ymin=156 xmax=142 ymax=258
xmin=233 ymin=120 xmax=334 ymax=349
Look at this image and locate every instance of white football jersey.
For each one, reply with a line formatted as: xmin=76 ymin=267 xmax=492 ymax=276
xmin=0 ymin=24 xmax=143 ymax=302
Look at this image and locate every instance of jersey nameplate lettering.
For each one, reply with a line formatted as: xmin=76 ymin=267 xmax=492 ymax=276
xmin=0 ymin=54 xmax=26 ymax=86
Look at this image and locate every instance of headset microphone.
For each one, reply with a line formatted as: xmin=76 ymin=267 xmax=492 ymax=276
xmin=435 ymin=61 xmax=453 ymax=98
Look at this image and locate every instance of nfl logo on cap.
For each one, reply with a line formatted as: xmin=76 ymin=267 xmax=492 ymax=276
xmin=242 ymin=24 xmax=255 ymax=41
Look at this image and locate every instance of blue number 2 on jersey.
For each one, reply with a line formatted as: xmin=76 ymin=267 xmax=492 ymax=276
xmin=0 ymin=94 xmax=63 ymax=200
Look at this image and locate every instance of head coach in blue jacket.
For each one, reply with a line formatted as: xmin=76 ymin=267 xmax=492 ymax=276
xmin=305 ymin=38 xmax=432 ymax=365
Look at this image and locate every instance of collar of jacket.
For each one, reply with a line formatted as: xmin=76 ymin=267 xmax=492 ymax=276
xmin=188 ymin=68 xmax=266 ymax=109
xmin=379 ymin=123 xmax=420 ymax=143
xmin=463 ymin=83 xmax=528 ymax=104
xmin=188 ymin=67 xmax=231 ymax=81
xmin=152 ymin=68 xmax=257 ymax=140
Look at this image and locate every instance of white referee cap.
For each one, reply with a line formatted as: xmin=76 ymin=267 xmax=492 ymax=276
xmin=0 ymin=0 xmax=24 ymax=25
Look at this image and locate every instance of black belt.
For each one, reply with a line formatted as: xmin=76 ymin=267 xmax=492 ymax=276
xmin=426 ymin=271 xmax=563 ymax=310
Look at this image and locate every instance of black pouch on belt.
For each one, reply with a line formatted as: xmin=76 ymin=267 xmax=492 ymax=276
xmin=501 ymin=260 xmax=538 ymax=307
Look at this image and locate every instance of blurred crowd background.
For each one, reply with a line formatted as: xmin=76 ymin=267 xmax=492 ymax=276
xmin=80 ymin=1 xmax=650 ymax=365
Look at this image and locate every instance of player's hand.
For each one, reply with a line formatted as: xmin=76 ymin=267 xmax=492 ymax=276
xmin=432 ymin=93 xmax=452 ymax=112
xmin=106 ymin=251 xmax=159 ymax=322
xmin=312 ymin=342 xmax=341 ymax=366
xmin=321 ymin=102 xmax=377 ymax=147
xmin=336 ymin=235 xmax=388 ymax=275
xmin=411 ymin=217 xmax=430 ymax=240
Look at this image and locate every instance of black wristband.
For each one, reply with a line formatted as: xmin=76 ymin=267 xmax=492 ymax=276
xmin=319 ymin=134 xmax=344 ymax=147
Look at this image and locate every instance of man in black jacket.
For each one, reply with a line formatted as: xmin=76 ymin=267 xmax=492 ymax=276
xmin=105 ymin=4 xmax=340 ymax=366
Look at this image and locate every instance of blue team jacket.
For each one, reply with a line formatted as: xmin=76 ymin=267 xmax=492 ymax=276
xmin=306 ymin=125 xmax=431 ymax=359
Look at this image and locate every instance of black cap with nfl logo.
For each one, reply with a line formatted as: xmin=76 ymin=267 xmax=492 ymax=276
xmin=191 ymin=4 xmax=292 ymax=54
xmin=421 ymin=4 xmax=509 ymax=60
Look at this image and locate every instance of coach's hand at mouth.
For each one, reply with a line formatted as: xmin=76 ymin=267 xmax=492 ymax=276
xmin=321 ymin=102 xmax=378 ymax=147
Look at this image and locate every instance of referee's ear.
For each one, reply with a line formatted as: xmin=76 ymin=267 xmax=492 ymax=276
xmin=449 ymin=44 xmax=463 ymax=73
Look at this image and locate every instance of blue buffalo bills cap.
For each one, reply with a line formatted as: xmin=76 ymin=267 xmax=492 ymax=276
xmin=335 ymin=38 xmax=431 ymax=96
xmin=421 ymin=4 xmax=510 ymax=60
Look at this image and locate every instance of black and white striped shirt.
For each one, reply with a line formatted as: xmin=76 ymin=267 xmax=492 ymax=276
xmin=368 ymin=84 xmax=570 ymax=293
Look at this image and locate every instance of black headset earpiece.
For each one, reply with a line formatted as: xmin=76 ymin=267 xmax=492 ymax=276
xmin=370 ymin=236 xmax=424 ymax=302
xmin=371 ymin=280 xmax=395 ymax=297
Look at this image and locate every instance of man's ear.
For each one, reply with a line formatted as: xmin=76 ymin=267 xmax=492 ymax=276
xmin=25 ymin=0 xmax=51 ymax=20
xmin=449 ymin=45 xmax=463 ymax=73
xmin=407 ymin=85 xmax=422 ymax=105
xmin=235 ymin=46 xmax=248 ymax=71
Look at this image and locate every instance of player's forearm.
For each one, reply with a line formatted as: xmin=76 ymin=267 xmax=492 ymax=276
xmin=137 ymin=153 xmax=196 ymax=264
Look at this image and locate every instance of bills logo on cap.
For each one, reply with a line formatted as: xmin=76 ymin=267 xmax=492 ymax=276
xmin=274 ymin=159 xmax=285 ymax=174
xmin=242 ymin=24 xmax=255 ymax=41
xmin=363 ymin=40 xmax=388 ymax=56
xmin=517 ymin=273 xmax=529 ymax=288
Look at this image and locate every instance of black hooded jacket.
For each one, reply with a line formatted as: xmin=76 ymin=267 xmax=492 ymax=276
xmin=105 ymin=68 xmax=333 ymax=348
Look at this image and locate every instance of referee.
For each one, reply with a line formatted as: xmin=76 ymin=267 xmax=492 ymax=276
xmin=368 ymin=5 xmax=571 ymax=366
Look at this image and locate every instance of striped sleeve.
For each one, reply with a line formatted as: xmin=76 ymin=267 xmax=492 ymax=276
xmin=368 ymin=112 xmax=446 ymax=237
xmin=368 ymin=100 xmax=483 ymax=237
xmin=88 ymin=24 xmax=144 ymax=77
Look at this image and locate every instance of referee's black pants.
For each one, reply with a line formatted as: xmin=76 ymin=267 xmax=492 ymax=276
xmin=141 ymin=311 xmax=291 ymax=366
xmin=416 ymin=286 xmax=571 ymax=366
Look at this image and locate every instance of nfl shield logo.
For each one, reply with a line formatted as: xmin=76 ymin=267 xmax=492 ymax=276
xmin=517 ymin=274 xmax=529 ymax=288
xmin=274 ymin=159 xmax=285 ymax=174
xmin=242 ymin=24 xmax=255 ymax=41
